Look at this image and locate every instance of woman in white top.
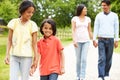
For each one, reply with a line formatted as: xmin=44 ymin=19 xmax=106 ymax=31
xmin=71 ymin=4 xmax=93 ymax=80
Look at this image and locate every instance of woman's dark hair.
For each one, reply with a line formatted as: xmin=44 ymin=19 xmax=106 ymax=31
xmin=19 ymin=1 xmax=35 ymax=16
xmin=40 ymin=19 xmax=56 ymax=36
xmin=76 ymin=4 xmax=86 ymax=16
xmin=101 ymin=0 xmax=111 ymax=6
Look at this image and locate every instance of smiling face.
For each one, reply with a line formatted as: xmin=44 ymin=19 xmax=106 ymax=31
xmin=81 ymin=7 xmax=87 ymax=16
xmin=42 ymin=22 xmax=53 ymax=38
xmin=101 ymin=2 xmax=110 ymax=13
xmin=21 ymin=7 xmax=34 ymax=21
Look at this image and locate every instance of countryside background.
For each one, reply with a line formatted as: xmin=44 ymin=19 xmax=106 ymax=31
xmin=0 ymin=0 xmax=120 ymax=80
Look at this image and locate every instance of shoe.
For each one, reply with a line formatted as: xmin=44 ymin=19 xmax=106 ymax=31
xmin=104 ymin=76 xmax=110 ymax=80
xmin=76 ymin=77 xmax=80 ymax=80
xmin=98 ymin=78 xmax=103 ymax=80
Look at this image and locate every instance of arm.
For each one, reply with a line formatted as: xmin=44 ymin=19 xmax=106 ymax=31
xmin=88 ymin=22 xmax=93 ymax=40
xmin=114 ymin=14 xmax=119 ymax=48
xmin=5 ymin=29 xmax=13 ymax=65
xmin=71 ymin=20 xmax=77 ymax=47
xmin=60 ymin=50 xmax=65 ymax=75
xmin=93 ymin=15 xmax=99 ymax=48
xmin=30 ymin=32 xmax=38 ymax=76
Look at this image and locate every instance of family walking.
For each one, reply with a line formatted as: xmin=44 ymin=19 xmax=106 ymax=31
xmin=4 ymin=0 xmax=119 ymax=80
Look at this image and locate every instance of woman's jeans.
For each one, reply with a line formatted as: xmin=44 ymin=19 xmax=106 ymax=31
xmin=75 ymin=41 xmax=90 ymax=79
xmin=10 ymin=55 xmax=32 ymax=80
xmin=98 ymin=38 xmax=114 ymax=78
xmin=40 ymin=73 xmax=58 ymax=80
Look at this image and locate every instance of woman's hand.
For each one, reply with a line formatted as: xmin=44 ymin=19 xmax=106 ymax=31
xmin=73 ymin=43 xmax=78 ymax=48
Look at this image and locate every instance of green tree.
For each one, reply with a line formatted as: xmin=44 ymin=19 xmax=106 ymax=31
xmin=111 ymin=0 xmax=120 ymax=35
xmin=0 ymin=0 xmax=18 ymax=24
xmin=32 ymin=0 xmax=100 ymax=27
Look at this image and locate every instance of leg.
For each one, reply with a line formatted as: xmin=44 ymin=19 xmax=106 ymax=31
xmin=80 ymin=41 xmax=90 ymax=78
xmin=20 ymin=57 xmax=32 ymax=80
xmin=49 ymin=73 xmax=58 ymax=80
xmin=105 ymin=38 xmax=114 ymax=76
xmin=98 ymin=39 xmax=106 ymax=78
xmin=10 ymin=56 xmax=20 ymax=80
xmin=41 ymin=75 xmax=49 ymax=80
xmin=75 ymin=42 xmax=82 ymax=79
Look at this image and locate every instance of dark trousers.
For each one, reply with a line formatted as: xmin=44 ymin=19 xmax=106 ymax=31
xmin=40 ymin=73 xmax=58 ymax=80
xmin=98 ymin=38 xmax=114 ymax=78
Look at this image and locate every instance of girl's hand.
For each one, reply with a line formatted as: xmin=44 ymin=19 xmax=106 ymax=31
xmin=29 ymin=64 xmax=37 ymax=76
xmin=4 ymin=55 xmax=10 ymax=65
xmin=29 ymin=57 xmax=38 ymax=76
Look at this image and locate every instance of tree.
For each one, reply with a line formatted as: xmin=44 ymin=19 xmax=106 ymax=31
xmin=0 ymin=0 xmax=18 ymax=24
xmin=111 ymin=0 xmax=120 ymax=35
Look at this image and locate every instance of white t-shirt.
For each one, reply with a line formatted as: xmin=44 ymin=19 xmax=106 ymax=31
xmin=71 ymin=16 xmax=91 ymax=42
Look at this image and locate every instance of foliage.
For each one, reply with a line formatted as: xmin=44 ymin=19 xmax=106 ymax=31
xmin=0 ymin=36 xmax=9 ymax=80
xmin=32 ymin=0 xmax=101 ymax=27
xmin=0 ymin=0 xmax=18 ymax=24
xmin=111 ymin=0 xmax=120 ymax=35
xmin=0 ymin=0 xmax=119 ymax=33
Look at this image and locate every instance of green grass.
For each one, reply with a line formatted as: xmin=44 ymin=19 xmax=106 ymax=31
xmin=0 ymin=36 xmax=9 ymax=80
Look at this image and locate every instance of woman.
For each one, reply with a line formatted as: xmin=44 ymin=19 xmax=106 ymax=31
xmin=71 ymin=4 xmax=93 ymax=80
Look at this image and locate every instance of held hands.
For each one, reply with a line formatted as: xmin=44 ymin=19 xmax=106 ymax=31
xmin=29 ymin=57 xmax=38 ymax=76
xmin=29 ymin=63 xmax=37 ymax=76
xmin=93 ymin=40 xmax=98 ymax=48
xmin=73 ymin=43 xmax=78 ymax=48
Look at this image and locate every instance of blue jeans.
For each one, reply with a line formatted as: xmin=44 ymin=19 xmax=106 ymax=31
xmin=40 ymin=73 xmax=58 ymax=80
xmin=10 ymin=55 xmax=32 ymax=80
xmin=98 ymin=38 xmax=114 ymax=78
xmin=75 ymin=41 xmax=90 ymax=79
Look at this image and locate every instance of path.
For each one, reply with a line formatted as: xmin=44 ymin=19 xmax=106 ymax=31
xmin=29 ymin=42 xmax=120 ymax=80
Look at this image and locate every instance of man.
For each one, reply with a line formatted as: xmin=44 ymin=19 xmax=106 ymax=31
xmin=93 ymin=0 xmax=119 ymax=80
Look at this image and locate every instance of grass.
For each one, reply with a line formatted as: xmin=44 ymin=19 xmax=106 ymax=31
xmin=0 ymin=36 xmax=9 ymax=80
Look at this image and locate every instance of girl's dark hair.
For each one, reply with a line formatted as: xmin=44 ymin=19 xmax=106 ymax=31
xmin=76 ymin=4 xmax=85 ymax=16
xmin=101 ymin=0 xmax=111 ymax=6
xmin=19 ymin=1 xmax=35 ymax=16
xmin=40 ymin=19 xmax=56 ymax=36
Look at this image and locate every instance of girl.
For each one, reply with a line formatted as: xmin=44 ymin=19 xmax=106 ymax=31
xmin=71 ymin=4 xmax=93 ymax=80
xmin=4 ymin=1 xmax=38 ymax=80
xmin=37 ymin=19 xmax=65 ymax=80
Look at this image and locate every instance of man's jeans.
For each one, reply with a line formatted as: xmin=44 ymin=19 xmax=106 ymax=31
xmin=75 ymin=41 xmax=90 ymax=79
xmin=10 ymin=55 xmax=32 ymax=80
xmin=98 ymin=38 xmax=114 ymax=78
xmin=40 ymin=73 xmax=58 ymax=80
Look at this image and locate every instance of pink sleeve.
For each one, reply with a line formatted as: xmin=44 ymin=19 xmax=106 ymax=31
xmin=71 ymin=16 xmax=76 ymax=22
